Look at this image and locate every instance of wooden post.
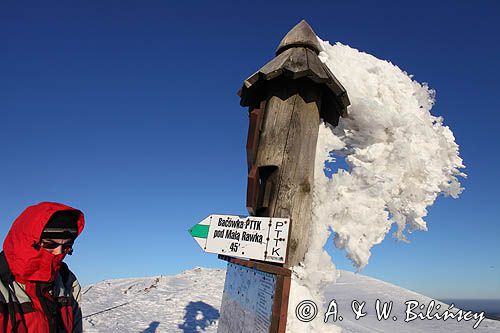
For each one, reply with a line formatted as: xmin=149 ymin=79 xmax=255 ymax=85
xmin=239 ymin=20 xmax=350 ymax=268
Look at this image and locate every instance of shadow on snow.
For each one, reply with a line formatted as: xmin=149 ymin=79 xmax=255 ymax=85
xmin=140 ymin=321 xmax=160 ymax=333
xmin=178 ymin=301 xmax=220 ymax=332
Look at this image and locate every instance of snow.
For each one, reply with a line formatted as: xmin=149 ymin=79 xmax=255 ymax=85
xmin=80 ymin=267 xmax=500 ymax=332
xmin=313 ymin=38 xmax=465 ymax=271
xmin=286 ymin=38 xmax=466 ymax=332
xmin=323 ymin=271 xmax=495 ymax=332
xmin=81 ymin=268 xmax=223 ymax=332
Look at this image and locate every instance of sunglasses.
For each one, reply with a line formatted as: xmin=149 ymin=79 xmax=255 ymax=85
xmin=40 ymin=240 xmax=74 ymax=252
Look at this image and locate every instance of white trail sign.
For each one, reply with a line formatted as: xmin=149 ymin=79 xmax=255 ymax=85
xmin=189 ymin=214 xmax=290 ymax=264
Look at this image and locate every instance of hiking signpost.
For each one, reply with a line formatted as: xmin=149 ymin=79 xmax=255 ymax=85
xmin=189 ymin=20 xmax=349 ymax=333
xmin=189 ymin=215 xmax=290 ymax=264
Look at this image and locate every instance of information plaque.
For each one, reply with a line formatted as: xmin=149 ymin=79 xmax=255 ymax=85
xmin=217 ymin=257 xmax=291 ymax=333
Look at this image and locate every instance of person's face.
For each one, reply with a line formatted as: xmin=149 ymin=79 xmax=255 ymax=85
xmin=40 ymin=238 xmax=74 ymax=255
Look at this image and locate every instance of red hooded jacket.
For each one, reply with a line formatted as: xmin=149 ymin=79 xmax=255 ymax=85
xmin=0 ymin=202 xmax=85 ymax=333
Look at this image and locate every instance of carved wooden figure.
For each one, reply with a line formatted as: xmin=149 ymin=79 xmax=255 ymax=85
xmin=239 ymin=20 xmax=350 ymax=268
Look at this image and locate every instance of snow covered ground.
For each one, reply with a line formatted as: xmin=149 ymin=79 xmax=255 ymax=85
xmin=80 ymin=267 xmax=500 ymax=332
xmin=81 ymin=268 xmax=223 ymax=333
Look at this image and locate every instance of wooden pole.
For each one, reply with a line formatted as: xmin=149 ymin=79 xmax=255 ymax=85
xmin=239 ymin=20 xmax=350 ymax=268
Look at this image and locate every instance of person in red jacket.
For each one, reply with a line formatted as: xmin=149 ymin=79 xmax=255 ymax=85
xmin=0 ymin=202 xmax=85 ymax=332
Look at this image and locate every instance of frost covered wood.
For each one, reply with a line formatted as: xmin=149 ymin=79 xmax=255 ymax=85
xmin=239 ymin=20 xmax=350 ymax=268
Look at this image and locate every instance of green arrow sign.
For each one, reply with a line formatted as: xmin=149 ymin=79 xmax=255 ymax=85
xmin=189 ymin=224 xmax=209 ymax=238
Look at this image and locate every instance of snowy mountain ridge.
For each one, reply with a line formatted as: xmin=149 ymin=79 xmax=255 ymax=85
xmin=80 ymin=267 xmax=500 ymax=332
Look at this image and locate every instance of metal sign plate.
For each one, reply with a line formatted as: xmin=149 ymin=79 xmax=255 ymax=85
xmin=189 ymin=214 xmax=290 ymax=263
xmin=218 ymin=262 xmax=276 ymax=333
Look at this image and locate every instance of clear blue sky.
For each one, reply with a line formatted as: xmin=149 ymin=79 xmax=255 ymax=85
xmin=1 ymin=1 xmax=499 ymax=300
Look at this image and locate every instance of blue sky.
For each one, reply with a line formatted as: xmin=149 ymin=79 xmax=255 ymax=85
xmin=1 ymin=1 xmax=499 ymax=300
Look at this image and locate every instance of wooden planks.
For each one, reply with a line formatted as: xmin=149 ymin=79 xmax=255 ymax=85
xmin=218 ymin=255 xmax=292 ymax=277
xmin=236 ymin=19 xmax=353 ymax=332
xmin=246 ymin=165 xmax=259 ymax=215
xmin=258 ymin=83 xmax=320 ymax=267
xmin=275 ymin=20 xmax=322 ymax=55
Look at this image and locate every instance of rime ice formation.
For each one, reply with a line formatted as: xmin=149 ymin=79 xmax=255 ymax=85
xmin=314 ymin=39 xmax=465 ymax=270
xmin=287 ymin=39 xmax=466 ymax=333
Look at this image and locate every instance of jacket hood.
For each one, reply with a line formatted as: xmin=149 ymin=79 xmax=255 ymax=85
xmin=3 ymin=202 xmax=85 ymax=283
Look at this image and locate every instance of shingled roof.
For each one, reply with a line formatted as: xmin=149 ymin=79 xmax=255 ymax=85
xmin=239 ymin=20 xmax=350 ymax=124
